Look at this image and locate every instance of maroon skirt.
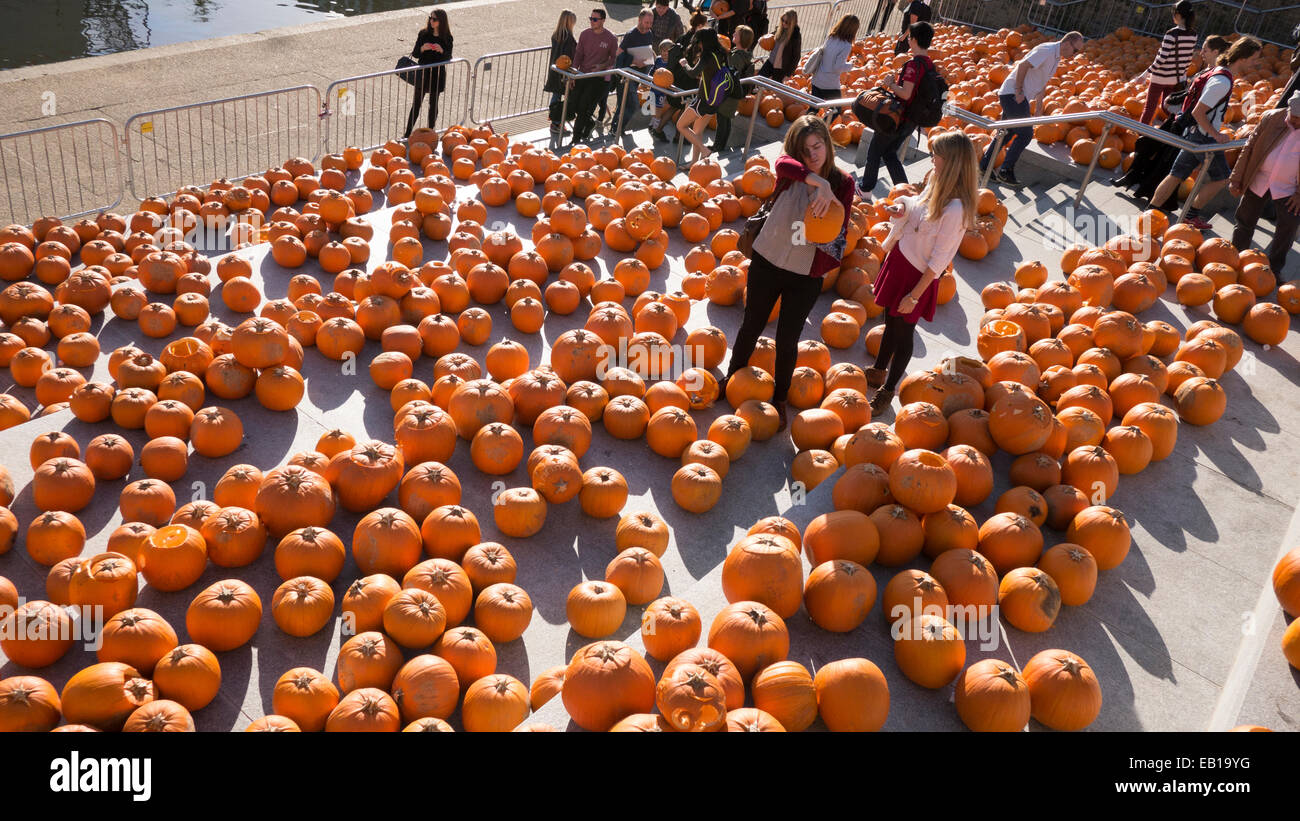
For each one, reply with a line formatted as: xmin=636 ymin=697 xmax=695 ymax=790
xmin=873 ymin=245 xmax=939 ymax=323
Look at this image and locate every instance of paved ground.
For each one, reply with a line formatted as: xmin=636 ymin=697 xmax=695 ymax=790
xmin=1 ymin=109 xmax=1297 ymax=729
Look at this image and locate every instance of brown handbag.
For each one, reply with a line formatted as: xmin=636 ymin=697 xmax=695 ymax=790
xmin=737 ymin=177 xmax=791 ymax=258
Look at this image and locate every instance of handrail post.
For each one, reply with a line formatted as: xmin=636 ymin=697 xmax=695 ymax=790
xmin=981 ymin=131 xmax=1005 ymax=188
xmin=1073 ymin=122 xmax=1111 ymax=207
xmin=744 ymin=94 xmax=759 ymax=155
xmin=559 ymin=79 xmax=573 ymax=149
xmin=616 ymin=78 xmax=631 ymax=140
xmin=1179 ymin=156 xmax=1213 ymax=223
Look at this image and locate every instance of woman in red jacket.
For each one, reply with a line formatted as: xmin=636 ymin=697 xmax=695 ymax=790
xmin=718 ymin=115 xmax=855 ymax=431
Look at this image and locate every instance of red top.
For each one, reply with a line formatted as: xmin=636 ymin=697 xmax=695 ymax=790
xmin=898 ymin=56 xmax=933 ymax=107
xmin=773 ymin=153 xmax=856 ymax=278
xmin=574 ymin=28 xmax=619 ymax=73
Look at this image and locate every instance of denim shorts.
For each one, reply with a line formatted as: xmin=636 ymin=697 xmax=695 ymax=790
xmin=1169 ymin=130 xmax=1231 ymax=182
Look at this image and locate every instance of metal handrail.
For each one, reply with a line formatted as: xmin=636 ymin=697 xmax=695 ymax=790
xmin=943 ymin=103 xmax=1247 ymax=218
xmin=739 ymin=74 xmax=857 ymax=154
xmin=553 ymin=65 xmax=699 ymax=161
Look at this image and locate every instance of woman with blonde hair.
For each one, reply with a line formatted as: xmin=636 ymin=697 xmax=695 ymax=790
xmin=865 ymin=130 xmax=979 ymax=415
xmin=758 ymin=10 xmax=801 ymax=83
xmin=545 ymin=10 xmax=579 ymax=136
xmin=718 ymin=115 xmax=856 ymax=430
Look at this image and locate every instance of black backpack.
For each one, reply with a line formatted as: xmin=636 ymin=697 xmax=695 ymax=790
xmin=905 ymin=57 xmax=947 ymax=128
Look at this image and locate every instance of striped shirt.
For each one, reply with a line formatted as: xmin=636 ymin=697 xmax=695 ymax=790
xmin=1146 ymin=26 xmax=1198 ymax=83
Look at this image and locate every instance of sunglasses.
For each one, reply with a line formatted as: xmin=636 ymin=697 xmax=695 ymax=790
xmin=590 ymin=16 xmax=602 ymax=21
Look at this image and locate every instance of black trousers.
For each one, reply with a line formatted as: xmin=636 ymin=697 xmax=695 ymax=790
xmin=1232 ymin=188 xmax=1299 ymax=278
xmin=724 ymin=251 xmax=824 ymax=402
xmin=869 ymin=0 xmax=895 ymax=33
xmin=874 ymin=312 xmax=917 ymax=392
xmin=714 ymin=112 xmax=734 ymax=151
xmin=571 ymin=76 xmax=607 ymax=142
xmin=405 ymin=86 xmax=442 ymax=136
xmin=859 ymin=122 xmax=915 ymax=192
xmin=758 ymin=61 xmax=793 ymax=83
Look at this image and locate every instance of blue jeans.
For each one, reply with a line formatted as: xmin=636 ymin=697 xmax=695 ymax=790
xmin=982 ymin=93 xmax=1032 ymax=173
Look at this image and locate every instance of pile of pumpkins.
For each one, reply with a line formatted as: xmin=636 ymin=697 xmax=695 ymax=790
xmin=0 ymin=110 xmax=1294 ymax=731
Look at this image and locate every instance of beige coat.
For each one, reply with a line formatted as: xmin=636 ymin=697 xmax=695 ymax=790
xmin=1229 ymin=108 xmax=1300 ymax=195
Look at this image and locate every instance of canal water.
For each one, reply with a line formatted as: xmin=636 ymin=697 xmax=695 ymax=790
xmin=0 ymin=0 xmax=437 ymax=70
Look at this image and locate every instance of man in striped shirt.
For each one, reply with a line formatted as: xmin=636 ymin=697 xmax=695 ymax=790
xmin=1138 ymin=1 xmax=1199 ymax=125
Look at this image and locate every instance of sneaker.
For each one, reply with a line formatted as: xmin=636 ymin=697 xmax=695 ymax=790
xmin=1183 ymin=216 xmax=1213 ymax=230
xmin=864 ymin=367 xmax=886 ymax=389
xmin=868 ymin=388 xmax=894 ymax=417
xmin=995 ymin=168 xmax=1025 ymax=189
xmin=650 ymin=128 xmax=668 ymax=142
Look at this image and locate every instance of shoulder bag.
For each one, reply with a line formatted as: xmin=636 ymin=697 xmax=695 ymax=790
xmin=738 ymin=177 xmax=791 ymax=258
xmin=396 ymin=55 xmax=419 ymax=86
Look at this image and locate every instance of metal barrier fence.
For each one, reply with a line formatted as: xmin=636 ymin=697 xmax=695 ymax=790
xmin=470 ymin=46 xmax=553 ymax=125
xmin=1026 ymin=0 xmax=1116 ymax=38
xmin=124 ymin=85 xmax=322 ymax=201
xmin=553 ymin=65 xmax=698 ymax=162
xmin=324 ymin=58 xmax=471 ymax=154
xmin=930 ymin=0 xmax=1028 ymax=32
xmin=1234 ymin=0 xmax=1300 ymax=47
xmin=0 ymin=119 xmax=123 ymax=227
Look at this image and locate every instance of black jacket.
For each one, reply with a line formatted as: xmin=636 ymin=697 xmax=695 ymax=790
xmin=412 ymin=29 xmax=454 ymax=93
xmin=544 ymin=32 xmax=577 ymax=95
xmin=772 ymin=26 xmax=801 ymax=73
xmin=901 ymin=1 xmax=931 ymax=34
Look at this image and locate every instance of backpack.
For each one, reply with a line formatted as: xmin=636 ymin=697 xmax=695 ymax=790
xmin=905 ymin=57 xmax=947 ymax=128
xmin=701 ymin=56 xmax=735 ymax=107
xmin=1168 ymin=67 xmax=1232 ymax=134
xmin=747 ymin=0 xmax=769 ymax=39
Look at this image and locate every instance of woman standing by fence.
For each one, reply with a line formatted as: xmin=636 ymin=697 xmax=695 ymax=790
xmin=757 ymin=10 xmax=800 ymax=83
xmin=545 ymin=10 xmax=579 ymax=137
xmin=404 ymin=9 xmax=453 ymax=137
xmin=866 ymin=131 xmax=979 ymax=415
